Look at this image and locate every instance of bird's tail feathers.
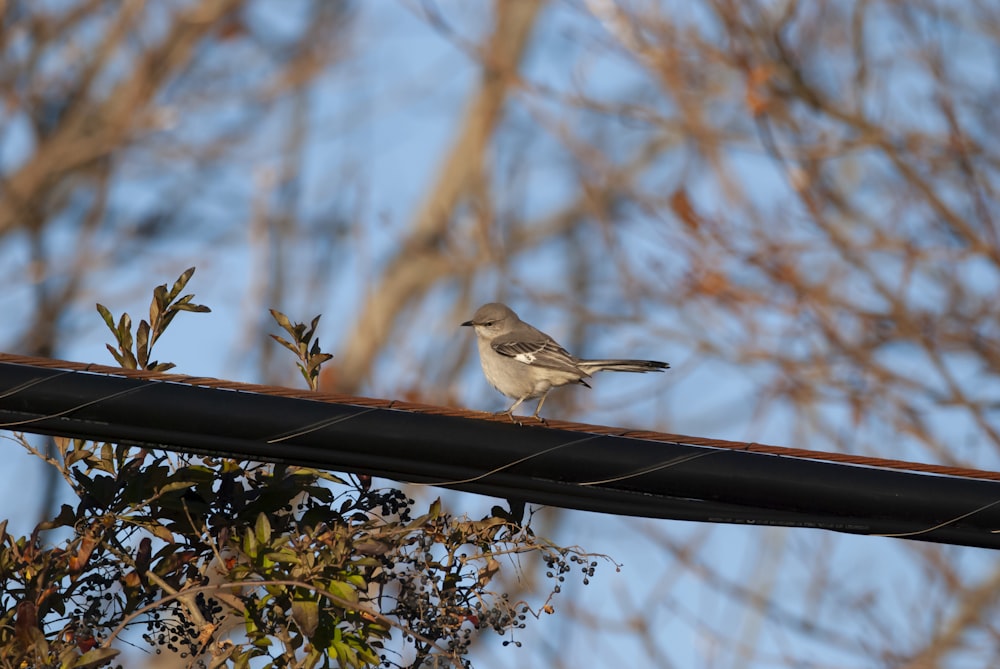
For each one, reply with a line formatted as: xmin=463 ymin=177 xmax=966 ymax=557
xmin=578 ymin=359 xmax=669 ymax=373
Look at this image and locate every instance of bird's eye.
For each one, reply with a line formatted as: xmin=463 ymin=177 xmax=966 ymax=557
xmin=484 ymin=321 xmax=494 ymax=327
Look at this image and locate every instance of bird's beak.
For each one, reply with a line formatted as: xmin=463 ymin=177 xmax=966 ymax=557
xmin=461 ymin=320 xmax=474 ymax=327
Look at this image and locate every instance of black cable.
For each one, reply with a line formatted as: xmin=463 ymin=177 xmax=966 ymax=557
xmin=2 ymin=360 xmax=1000 ymax=549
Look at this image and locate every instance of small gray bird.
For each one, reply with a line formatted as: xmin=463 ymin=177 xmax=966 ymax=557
xmin=462 ymin=302 xmax=669 ymax=419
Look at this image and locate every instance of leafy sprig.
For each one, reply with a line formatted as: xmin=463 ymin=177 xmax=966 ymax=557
xmin=96 ymin=267 xmax=210 ymax=371
xmin=269 ymin=310 xmax=333 ymax=391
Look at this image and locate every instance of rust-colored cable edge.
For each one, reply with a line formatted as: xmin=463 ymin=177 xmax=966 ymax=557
xmin=2 ymin=351 xmax=999 ymax=483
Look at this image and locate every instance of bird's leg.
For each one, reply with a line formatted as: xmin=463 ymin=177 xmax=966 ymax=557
xmin=497 ymin=396 xmax=527 ymax=423
xmin=531 ymin=391 xmax=551 ymax=422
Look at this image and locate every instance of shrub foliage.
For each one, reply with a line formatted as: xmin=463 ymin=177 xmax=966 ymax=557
xmin=0 ymin=270 xmax=607 ymax=668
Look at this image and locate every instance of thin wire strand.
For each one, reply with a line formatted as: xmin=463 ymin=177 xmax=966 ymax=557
xmin=411 ymin=435 xmax=603 ymax=487
xmin=0 ymin=380 xmax=150 ymax=428
xmin=265 ymin=407 xmax=381 ymax=443
xmin=870 ymin=498 xmax=1000 ymax=538
xmin=577 ymin=450 xmax=721 ymax=486
xmin=0 ymin=369 xmax=74 ymax=399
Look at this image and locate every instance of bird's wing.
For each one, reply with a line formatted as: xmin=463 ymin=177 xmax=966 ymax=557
xmin=492 ymin=335 xmax=585 ymax=376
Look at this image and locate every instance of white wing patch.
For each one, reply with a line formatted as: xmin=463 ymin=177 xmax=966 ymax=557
xmin=513 ymin=351 xmax=537 ymax=364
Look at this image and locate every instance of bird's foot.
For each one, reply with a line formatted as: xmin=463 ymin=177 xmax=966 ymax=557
xmin=494 ymin=410 xmax=521 ymax=424
xmin=492 ymin=410 xmax=548 ymax=426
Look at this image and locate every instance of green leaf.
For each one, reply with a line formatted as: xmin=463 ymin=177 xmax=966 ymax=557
xmin=99 ymin=443 xmax=115 ymax=474
xmin=66 ymin=448 xmax=91 ymax=467
xmin=149 ymin=288 xmax=162 ymax=327
xmin=302 ymin=647 xmax=323 ymax=669
xmin=158 ymin=309 xmax=178 ymax=332
xmin=254 ymin=512 xmax=271 ymax=545
xmin=37 ymin=504 xmax=76 ymax=531
xmin=58 ymin=645 xmax=77 ymax=669
xmin=428 ymin=497 xmax=442 ymax=519
xmin=112 ymin=310 xmax=138 ymax=368
xmin=104 ymin=344 xmax=125 ymax=367
xmin=117 ymin=312 xmax=132 ymax=342
xmin=292 ymin=469 xmax=347 ymax=485
xmin=242 ymin=526 xmax=258 ymax=557
xmin=136 ymin=320 xmax=150 ymax=369
xmin=330 ymin=628 xmax=347 ymax=666
xmin=291 ymin=598 xmax=319 ymax=637
xmin=157 ymin=481 xmax=198 ymax=495
xmin=174 ymin=302 xmax=211 ymax=313
xmin=325 ymin=579 xmax=357 ymax=604
xmin=269 ymin=334 xmax=299 ymax=355
xmin=148 ymin=523 xmax=175 ymax=543
xmin=95 ymin=303 xmax=115 ymax=332
xmin=306 ymin=352 xmax=334 ymax=374
xmin=270 ymin=308 xmax=293 ymax=332
xmin=168 ymin=267 xmax=196 ymax=302
xmin=152 ymin=284 xmax=169 ymax=312
xmin=72 ymin=647 xmax=120 ymax=668
xmin=75 ymin=474 xmax=118 ymax=509
xmin=355 ymin=645 xmax=380 ymax=665
xmin=264 ymin=550 xmax=300 ymax=564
